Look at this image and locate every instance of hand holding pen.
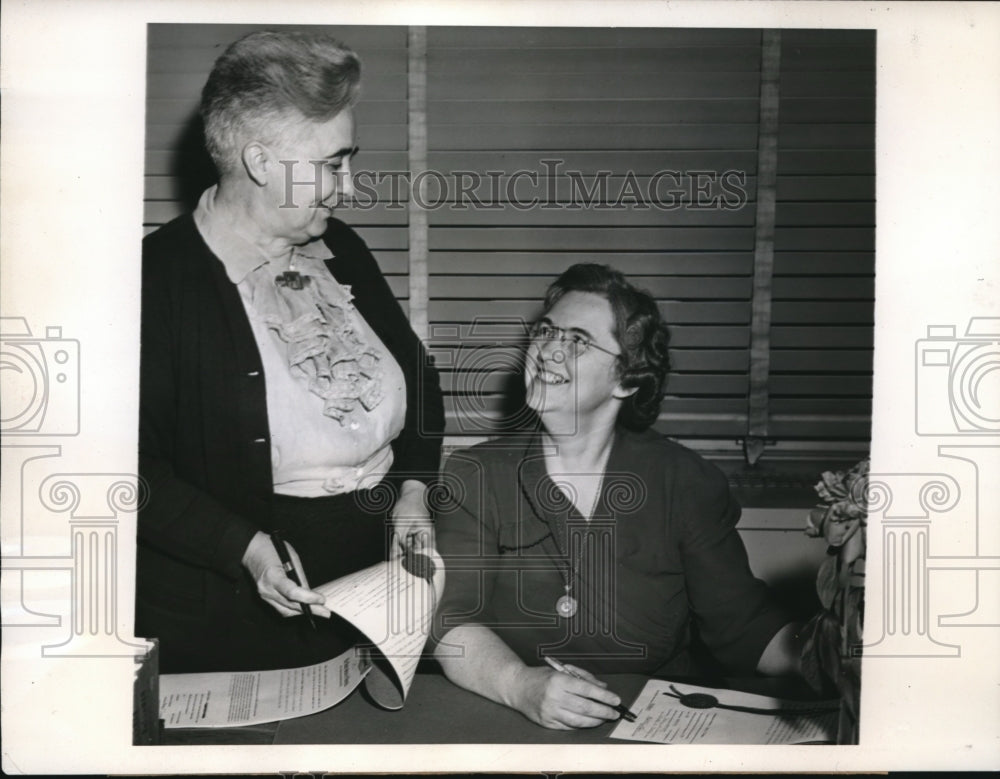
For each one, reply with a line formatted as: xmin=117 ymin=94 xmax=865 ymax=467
xmin=240 ymin=530 xmax=330 ymax=622
xmin=544 ymin=656 xmax=638 ymax=722
xmin=509 ymin=654 xmax=636 ymax=730
xmin=269 ymin=531 xmax=318 ymax=629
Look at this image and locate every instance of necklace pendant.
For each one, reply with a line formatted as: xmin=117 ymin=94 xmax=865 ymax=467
xmin=556 ymin=594 xmax=578 ymax=618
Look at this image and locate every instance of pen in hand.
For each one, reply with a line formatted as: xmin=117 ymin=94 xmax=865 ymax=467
xmin=544 ymin=655 xmax=637 ymax=722
xmin=269 ymin=531 xmax=317 ymax=631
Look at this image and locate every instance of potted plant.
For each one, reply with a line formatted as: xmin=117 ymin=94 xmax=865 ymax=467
xmin=800 ymin=458 xmax=868 ymax=745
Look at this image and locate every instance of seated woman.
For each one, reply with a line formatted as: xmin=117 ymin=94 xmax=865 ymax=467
xmin=137 ymin=30 xmax=443 ymax=673
xmin=432 ymin=263 xmax=800 ymax=729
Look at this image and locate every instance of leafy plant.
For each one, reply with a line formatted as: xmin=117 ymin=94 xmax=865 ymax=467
xmin=800 ymin=458 xmax=868 ymax=745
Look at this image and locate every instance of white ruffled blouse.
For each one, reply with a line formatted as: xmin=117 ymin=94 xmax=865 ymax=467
xmin=193 ymin=186 xmax=406 ymax=498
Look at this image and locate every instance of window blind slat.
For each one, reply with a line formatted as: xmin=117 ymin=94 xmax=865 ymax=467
xmin=777 ymin=176 xmax=874 ymax=200
xmin=429 ymin=123 xmax=760 ymax=151
xmin=426 ymin=208 xmax=756 ymax=228
xmin=143 ymin=200 xmax=409 ymax=228
xmin=428 ymin=46 xmax=764 ymax=73
xmin=771 ymin=325 xmax=873 ymax=348
xmin=772 ymin=227 xmax=874 ymax=251
xmin=143 ymin=151 xmax=410 ymax=175
xmin=424 ymin=322 xmax=749 ymax=348
xmin=780 ymin=99 xmax=875 ymax=123
xmin=148 ymin=24 xmax=408 ymax=48
xmin=771 ymin=277 xmax=875 ymax=299
xmin=430 ymin=276 xmax=751 ymax=300
xmin=429 ymin=300 xmax=751 ymax=324
xmin=428 ymin=150 xmax=759 ymax=173
xmin=771 ymin=301 xmax=874 ymax=324
xmin=428 ymin=227 xmax=755 ymax=252
xmin=429 ymin=252 xmax=753 ymax=276
xmin=147 ymin=45 xmax=408 ymax=74
xmin=426 ymin=27 xmax=762 ymax=47
xmin=770 ymin=350 xmax=874 ymax=372
xmin=778 ymin=150 xmax=875 ymax=175
xmin=428 ymin=99 xmax=761 ymax=125
xmin=773 ymin=252 xmax=873 ymax=274
xmin=438 ymin=372 xmax=750 ymax=396
xmin=144 ymin=25 xmax=874 ymax=457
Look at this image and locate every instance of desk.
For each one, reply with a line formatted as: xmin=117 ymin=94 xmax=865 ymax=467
xmin=162 ymin=672 xmax=823 ymax=745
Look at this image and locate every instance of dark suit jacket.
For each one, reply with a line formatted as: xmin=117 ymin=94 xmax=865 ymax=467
xmin=433 ymin=428 xmax=788 ymax=676
xmin=137 ymin=214 xmax=443 ymax=628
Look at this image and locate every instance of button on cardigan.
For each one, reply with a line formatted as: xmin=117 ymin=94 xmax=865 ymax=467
xmin=136 ymin=214 xmax=443 ymax=631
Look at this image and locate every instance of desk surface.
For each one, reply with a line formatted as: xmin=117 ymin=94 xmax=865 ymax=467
xmin=162 ymin=672 xmax=822 ymax=745
xmin=275 ymin=673 xmax=650 ymax=744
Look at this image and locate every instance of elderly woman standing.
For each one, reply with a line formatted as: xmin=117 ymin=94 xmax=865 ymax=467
xmin=137 ymin=31 xmax=443 ymax=673
xmin=432 ymin=264 xmax=800 ymax=729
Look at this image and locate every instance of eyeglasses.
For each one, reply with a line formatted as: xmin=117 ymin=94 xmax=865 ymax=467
xmin=528 ymin=321 xmax=620 ymax=358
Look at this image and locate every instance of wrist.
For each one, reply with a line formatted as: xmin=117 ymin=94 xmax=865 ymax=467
xmin=398 ymin=479 xmax=426 ymax=499
xmin=500 ymin=661 xmax=539 ymax=712
xmin=241 ymin=530 xmax=287 ymax=586
xmin=241 ymin=531 xmax=269 ymax=568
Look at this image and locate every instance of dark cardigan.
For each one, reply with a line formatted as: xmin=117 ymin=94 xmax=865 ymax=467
xmin=136 ymin=214 xmax=443 ymax=632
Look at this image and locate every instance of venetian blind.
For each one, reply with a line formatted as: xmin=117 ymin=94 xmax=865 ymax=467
xmin=143 ymin=24 xmax=875 ymax=462
xmin=143 ymin=24 xmax=412 ymax=310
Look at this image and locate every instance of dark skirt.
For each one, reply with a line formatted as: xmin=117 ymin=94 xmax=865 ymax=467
xmin=139 ymin=490 xmax=390 ymax=674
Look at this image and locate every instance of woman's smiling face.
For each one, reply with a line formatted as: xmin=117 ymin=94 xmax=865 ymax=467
xmin=524 ymin=290 xmax=625 ymax=425
xmin=262 ymin=108 xmax=357 ymax=244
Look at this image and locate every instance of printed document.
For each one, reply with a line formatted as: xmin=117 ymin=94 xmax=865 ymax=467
xmin=158 ymin=549 xmax=445 ymax=726
xmin=611 ymin=680 xmax=839 ymax=745
xmin=315 ymin=548 xmax=445 ymax=709
xmin=159 ymin=648 xmax=369 ymax=728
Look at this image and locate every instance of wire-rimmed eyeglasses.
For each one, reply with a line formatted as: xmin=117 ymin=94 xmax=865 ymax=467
xmin=528 ymin=321 xmax=621 ymax=358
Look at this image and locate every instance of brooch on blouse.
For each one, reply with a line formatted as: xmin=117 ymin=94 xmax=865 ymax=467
xmin=275 ymin=270 xmax=310 ymax=290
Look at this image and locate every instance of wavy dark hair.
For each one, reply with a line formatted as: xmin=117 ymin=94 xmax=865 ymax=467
xmin=542 ymin=263 xmax=671 ymax=431
xmin=201 ymin=30 xmax=361 ymax=176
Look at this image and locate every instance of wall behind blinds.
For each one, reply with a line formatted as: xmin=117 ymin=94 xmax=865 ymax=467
xmin=143 ymin=25 xmax=875 ymax=470
xmin=771 ymin=30 xmax=875 ymax=444
xmin=144 ymin=24 xmax=412 ymax=306
xmin=426 ymin=27 xmax=763 ymax=441
xmin=424 ymin=27 xmax=874 ymax=459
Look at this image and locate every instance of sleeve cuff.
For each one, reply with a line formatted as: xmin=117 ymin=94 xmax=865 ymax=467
xmin=210 ymin=517 xmax=261 ymax=581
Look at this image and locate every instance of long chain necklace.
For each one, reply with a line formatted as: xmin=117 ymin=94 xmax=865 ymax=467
xmin=554 ymin=474 xmax=604 ymax=619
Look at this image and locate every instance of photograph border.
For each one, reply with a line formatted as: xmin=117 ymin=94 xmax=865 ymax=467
xmin=2 ymin=1 xmax=999 ymax=774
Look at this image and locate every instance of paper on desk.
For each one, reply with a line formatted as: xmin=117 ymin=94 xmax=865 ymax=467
xmin=158 ymin=548 xmax=444 ymax=726
xmin=610 ymin=680 xmax=839 ymax=745
xmin=314 ymin=547 xmax=445 ymax=710
xmin=159 ymin=647 xmax=370 ymax=728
